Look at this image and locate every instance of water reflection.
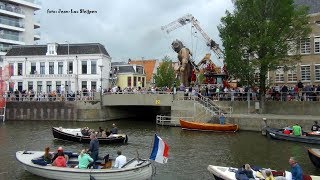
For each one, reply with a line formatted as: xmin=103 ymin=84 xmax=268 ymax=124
xmin=0 ymin=120 xmax=319 ymax=180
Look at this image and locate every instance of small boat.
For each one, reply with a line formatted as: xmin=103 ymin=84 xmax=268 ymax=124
xmin=16 ymin=150 xmax=153 ymax=180
xmin=179 ymin=119 xmax=239 ymax=132
xmin=52 ymin=127 xmax=128 ymax=144
xmin=207 ymin=165 xmax=319 ymax=180
xmin=306 ymin=131 xmax=320 ymax=137
xmin=308 ymin=148 xmax=320 ymax=168
xmin=265 ymin=128 xmax=320 ymax=144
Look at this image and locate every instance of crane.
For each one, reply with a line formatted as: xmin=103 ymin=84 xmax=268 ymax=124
xmin=161 ymin=13 xmax=224 ymax=60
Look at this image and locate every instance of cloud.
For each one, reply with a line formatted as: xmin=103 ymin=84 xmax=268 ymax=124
xmin=38 ymin=0 xmax=234 ymax=65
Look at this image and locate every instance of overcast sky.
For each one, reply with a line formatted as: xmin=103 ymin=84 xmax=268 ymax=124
xmin=38 ymin=0 xmax=234 ymax=65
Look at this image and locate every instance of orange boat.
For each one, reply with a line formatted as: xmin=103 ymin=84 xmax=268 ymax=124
xmin=179 ymin=119 xmax=239 ymax=132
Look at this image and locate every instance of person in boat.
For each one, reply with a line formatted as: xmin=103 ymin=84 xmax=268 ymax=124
xmin=110 ymin=123 xmax=118 ymax=134
xmin=105 ymin=128 xmax=111 ymax=137
xmin=52 ymin=150 xmax=67 ymax=167
xmin=283 ymin=127 xmax=291 ymax=135
xmin=88 ymin=133 xmax=99 ymax=169
xmin=292 ymin=124 xmax=302 ymax=136
xmin=101 ymin=131 xmax=107 ymax=138
xmin=289 ymin=157 xmax=303 ymax=180
xmin=43 ymin=147 xmax=53 ymax=164
xmin=52 ymin=147 xmax=69 ymax=163
xmin=219 ymin=113 xmax=225 ymax=125
xmin=77 ymin=149 xmax=93 ymax=169
xmin=114 ymin=150 xmax=127 ymax=169
xmin=265 ymin=169 xmax=274 ymax=180
xmin=235 ymin=164 xmax=255 ymax=180
xmin=311 ymin=121 xmax=320 ymax=132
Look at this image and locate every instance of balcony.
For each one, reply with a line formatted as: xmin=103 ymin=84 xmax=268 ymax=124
xmin=0 ymin=3 xmax=25 ymax=18
xmin=34 ymin=31 xmax=40 ymax=40
xmin=34 ymin=20 xmax=40 ymax=29
xmin=26 ymin=74 xmax=75 ymax=78
xmin=0 ymin=17 xmax=24 ymax=32
xmin=8 ymin=0 xmax=41 ymax=10
xmin=0 ymin=33 xmax=25 ymax=45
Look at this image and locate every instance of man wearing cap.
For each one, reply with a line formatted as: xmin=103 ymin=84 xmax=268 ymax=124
xmin=88 ymin=133 xmax=99 ymax=169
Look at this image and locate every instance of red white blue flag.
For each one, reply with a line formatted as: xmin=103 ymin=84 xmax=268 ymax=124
xmin=149 ymin=134 xmax=169 ymax=164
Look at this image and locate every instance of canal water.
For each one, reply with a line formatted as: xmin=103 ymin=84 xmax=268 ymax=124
xmin=0 ymin=119 xmax=319 ymax=180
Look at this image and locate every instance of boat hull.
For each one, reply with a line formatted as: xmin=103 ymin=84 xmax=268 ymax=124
xmin=266 ymin=128 xmax=320 ymax=144
xmin=16 ymin=151 xmax=153 ymax=180
xmin=308 ymin=148 xmax=320 ymax=168
xmin=179 ymin=119 xmax=239 ymax=132
xmin=52 ymin=127 xmax=128 ymax=144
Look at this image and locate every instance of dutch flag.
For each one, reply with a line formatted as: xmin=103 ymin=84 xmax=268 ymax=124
xmin=149 ymin=134 xmax=169 ymax=164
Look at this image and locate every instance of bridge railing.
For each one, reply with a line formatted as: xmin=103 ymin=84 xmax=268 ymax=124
xmin=103 ymin=91 xmax=173 ymax=95
xmin=156 ymin=115 xmax=193 ymax=126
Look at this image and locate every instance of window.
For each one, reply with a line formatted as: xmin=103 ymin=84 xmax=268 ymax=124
xmin=136 ymin=66 xmax=144 ymax=74
xmin=287 ymin=69 xmax=297 ymax=82
xmin=68 ymin=61 xmax=73 ymax=74
xmin=300 ymin=38 xmax=311 ymax=54
xmin=315 ymin=65 xmax=320 ymax=81
xmin=91 ymin=81 xmax=96 ymax=91
xmin=49 ymin=62 xmax=54 ymax=74
xmin=40 ymin=62 xmax=45 ymax=74
xmin=315 ymin=37 xmax=320 ymax=54
xmin=31 ymin=62 xmax=36 ymax=74
xmin=275 ymin=67 xmax=284 ymax=82
xmin=82 ymin=61 xmax=87 ymax=74
xmin=46 ymin=81 xmax=52 ymax=92
xmin=17 ymin=63 xmax=22 ymax=76
xmin=133 ymin=76 xmax=137 ymax=87
xmin=91 ymin=61 xmax=97 ymax=74
xmin=18 ymin=82 xmax=22 ymax=91
xmin=37 ymin=81 xmax=42 ymax=92
xmin=142 ymin=77 xmax=145 ymax=87
xmin=58 ymin=62 xmax=63 ymax=74
xmin=127 ymin=77 xmax=132 ymax=87
xmin=9 ymin=63 xmax=14 ymax=76
xmin=82 ymin=81 xmax=87 ymax=89
xmin=56 ymin=81 xmax=61 ymax=93
xmin=28 ymin=81 xmax=33 ymax=90
xmin=287 ymin=40 xmax=298 ymax=55
xmin=301 ymin=65 xmax=311 ymax=81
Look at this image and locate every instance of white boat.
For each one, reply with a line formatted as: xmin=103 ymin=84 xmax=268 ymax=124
xmin=16 ymin=151 xmax=153 ymax=180
xmin=207 ymin=165 xmax=320 ymax=180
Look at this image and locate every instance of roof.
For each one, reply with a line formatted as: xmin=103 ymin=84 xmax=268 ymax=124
xmin=117 ymin=66 xmax=135 ymax=73
xmin=295 ymin=0 xmax=320 ymax=14
xmin=129 ymin=59 xmax=157 ymax=82
xmin=5 ymin=43 xmax=110 ymax=56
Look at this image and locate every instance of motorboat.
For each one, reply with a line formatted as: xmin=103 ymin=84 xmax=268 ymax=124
xmin=16 ymin=150 xmax=153 ymax=180
xmin=308 ymin=148 xmax=320 ymax=168
xmin=265 ymin=128 xmax=320 ymax=144
xmin=179 ymin=119 xmax=239 ymax=132
xmin=207 ymin=165 xmax=318 ymax=180
xmin=52 ymin=127 xmax=128 ymax=144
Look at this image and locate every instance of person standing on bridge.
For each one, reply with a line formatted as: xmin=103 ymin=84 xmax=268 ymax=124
xmin=219 ymin=113 xmax=225 ymax=124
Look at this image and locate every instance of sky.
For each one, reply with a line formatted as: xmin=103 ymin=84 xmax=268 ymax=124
xmin=38 ymin=0 xmax=234 ymax=66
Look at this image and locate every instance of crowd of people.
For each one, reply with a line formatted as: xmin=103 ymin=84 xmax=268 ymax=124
xmin=43 ymin=123 xmax=126 ymax=169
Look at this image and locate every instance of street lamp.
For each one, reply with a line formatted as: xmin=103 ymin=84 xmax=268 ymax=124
xmin=99 ymin=65 xmax=104 ymax=106
xmin=76 ymin=55 xmax=78 ymax=94
xmin=25 ymin=57 xmax=27 ymax=76
xmin=65 ymin=41 xmax=70 ymax=93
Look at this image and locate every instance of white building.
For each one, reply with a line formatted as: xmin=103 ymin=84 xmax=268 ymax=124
xmin=0 ymin=0 xmax=41 ymax=56
xmin=3 ymin=43 xmax=111 ymax=93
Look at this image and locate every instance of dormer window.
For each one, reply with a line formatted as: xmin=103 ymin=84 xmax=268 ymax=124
xmin=46 ymin=43 xmax=58 ymax=55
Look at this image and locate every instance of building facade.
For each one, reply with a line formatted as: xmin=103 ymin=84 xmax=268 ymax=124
xmin=0 ymin=0 xmax=41 ymax=56
xmin=128 ymin=59 xmax=159 ymax=87
xmin=111 ymin=62 xmax=146 ymax=89
xmin=4 ymin=43 xmax=111 ymax=93
xmin=269 ymin=1 xmax=320 ymax=87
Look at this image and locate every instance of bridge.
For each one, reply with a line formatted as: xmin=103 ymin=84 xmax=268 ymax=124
xmin=102 ymin=92 xmax=233 ymax=126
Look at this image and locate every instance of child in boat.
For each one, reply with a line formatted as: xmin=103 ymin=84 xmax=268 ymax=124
xmin=265 ymin=169 xmax=275 ymax=180
xmin=77 ymin=149 xmax=93 ymax=169
xmin=43 ymin=147 xmax=53 ymax=164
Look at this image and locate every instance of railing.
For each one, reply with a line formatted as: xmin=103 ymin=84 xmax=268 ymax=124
xmin=0 ymin=3 xmax=24 ymax=15
xmin=103 ymin=91 xmax=173 ymax=95
xmin=25 ymin=74 xmax=75 ymax=78
xmin=0 ymin=17 xmax=24 ymax=28
xmin=156 ymin=115 xmax=193 ymax=126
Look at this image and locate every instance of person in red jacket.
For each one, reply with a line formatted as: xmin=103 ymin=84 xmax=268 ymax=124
xmin=52 ymin=150 xmax=66 ymax=167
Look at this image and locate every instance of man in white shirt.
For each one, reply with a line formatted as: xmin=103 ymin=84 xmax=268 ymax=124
xmin=114 ymin=150 xmax=126 ymax=169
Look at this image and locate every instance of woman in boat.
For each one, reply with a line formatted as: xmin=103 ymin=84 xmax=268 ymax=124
xmin=78 ymin=149 xmax=93 ymax=169
xmin=52 ymin=150 xmax=67 ymax=167
xmin=43 ymin=147 xmax=53 ymax=164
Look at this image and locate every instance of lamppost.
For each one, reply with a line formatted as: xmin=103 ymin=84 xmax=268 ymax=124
xmin=25 ymin=57 xmax=27 ymax=76
xmin=99 ymin=65 xmax=104 ymax=106
xmin=65 ymin=41 xmax=70 ymax=93
xmin=76 ymin=55 xmax=78 ymax=94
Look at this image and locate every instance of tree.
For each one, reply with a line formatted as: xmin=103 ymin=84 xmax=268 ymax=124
xmin=219 ymin=0 xmax=310 ymax=111
xmin=153 ymin=56 xmax=177 ymax=88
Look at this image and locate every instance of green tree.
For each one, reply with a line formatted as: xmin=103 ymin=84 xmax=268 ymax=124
xmin=153 ymin=56 xmax=176 ymax=88
xmin=219 ymin=0 xmax=310 ymax=111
